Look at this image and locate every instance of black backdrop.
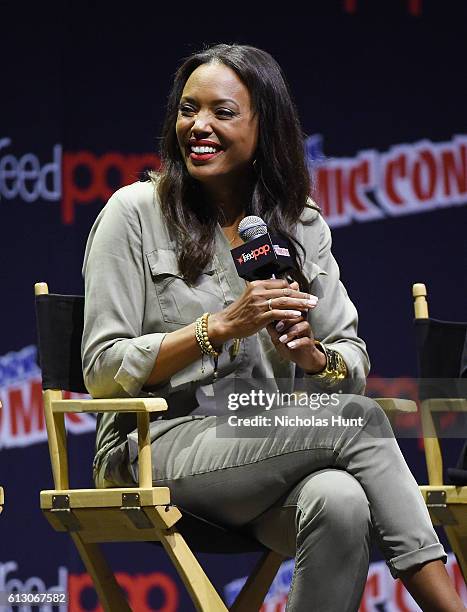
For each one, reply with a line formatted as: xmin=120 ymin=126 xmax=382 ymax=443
xmin=1 ymin=1 xmax=466 ymax=610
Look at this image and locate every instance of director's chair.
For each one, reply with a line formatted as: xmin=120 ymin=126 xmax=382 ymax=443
xmin=35 ymin=281 xmax=419 ymax=611
xmin=34 ymin=282 xmax=286 ymax=612
xmin=413 ymin=282 xmax=467 ymax=581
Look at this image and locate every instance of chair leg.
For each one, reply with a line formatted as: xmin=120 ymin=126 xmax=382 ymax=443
xmin=230 ymin=550 xmax=286 ymax=612
xmin=71 ymin=534 xmax=131 ymax=612
xmin=158 ymin=527 xmax=228 ymax=611
xmin=445 ymin=526 xmax=467 ymax=583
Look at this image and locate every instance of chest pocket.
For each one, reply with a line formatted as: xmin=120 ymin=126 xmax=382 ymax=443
xmin=146 ymin=249 xmax=226 ymax=326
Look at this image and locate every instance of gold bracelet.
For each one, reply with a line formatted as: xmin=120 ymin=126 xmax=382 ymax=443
xmin=305 ymin=340 xmax=348 ymax=384
xmin=194 ymin=313 xmax=221 ymax=358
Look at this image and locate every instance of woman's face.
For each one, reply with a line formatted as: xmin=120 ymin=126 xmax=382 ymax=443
xmin=176 ymin=62 xmax=259 ymax=186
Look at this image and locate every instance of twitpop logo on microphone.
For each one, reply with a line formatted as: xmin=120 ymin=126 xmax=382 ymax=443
xmin=236 ymin=243 xmax=271 ymax=264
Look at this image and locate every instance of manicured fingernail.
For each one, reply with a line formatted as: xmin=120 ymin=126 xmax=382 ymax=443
xmin=287 ymin=341 xmax=297 ymax=348
xmin=279 ymin=334 xmax=288 ymax=343
xmin=276 ymin=321 xmax=285 ymax=331
xmin=288 ymin=310 xmax=302 ymax=317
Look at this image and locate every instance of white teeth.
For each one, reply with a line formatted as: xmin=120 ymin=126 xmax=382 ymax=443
xmin=191 ymin=145 xmax=218 ymax=154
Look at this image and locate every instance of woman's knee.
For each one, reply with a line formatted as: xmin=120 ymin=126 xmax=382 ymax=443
xmin=296 ymin=469 xmax=371 ymax=536
xmin=339 ymin=394 xmax=392 ymax=436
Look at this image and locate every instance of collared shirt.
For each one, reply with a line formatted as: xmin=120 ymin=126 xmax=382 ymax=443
xmin=82 ymin=180 xmax=370 ymax=475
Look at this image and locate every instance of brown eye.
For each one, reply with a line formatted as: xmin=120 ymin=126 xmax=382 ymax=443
xmin=179 ymin=104 xmax=196 ymax=116
xmin=216 ymin=108 xmax=235 ymax=118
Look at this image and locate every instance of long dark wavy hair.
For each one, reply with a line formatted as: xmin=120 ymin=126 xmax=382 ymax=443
xmin=155 ymin=43 xmax=312 ymax=290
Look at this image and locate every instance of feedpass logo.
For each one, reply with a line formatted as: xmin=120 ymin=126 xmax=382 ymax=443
xmin=237 ymin=243 xmax=271 ymax=264
xmin=1 ymin=134 xmax=466 ymax=227
xmin=0 ymin=137 xmax=158 ymax=225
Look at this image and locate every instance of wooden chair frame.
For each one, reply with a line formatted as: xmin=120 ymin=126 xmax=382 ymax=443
xmin=36 ymin=280 xmax=419 ymax=610
xmin=413 ymin=283 xmax=467 ymax=581
xmin=35 ymin=282 xmax=285 ymax=612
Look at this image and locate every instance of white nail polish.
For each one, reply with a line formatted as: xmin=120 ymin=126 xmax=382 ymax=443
xmin=287 ymin=341 xmax=297 ymax=348
xmin=279 ymin=334 xmax=288 ymax=343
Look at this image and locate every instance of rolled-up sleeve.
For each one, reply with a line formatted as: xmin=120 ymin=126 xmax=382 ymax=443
xmin=82 ymin=193 xmax=166 ymax=398
xmin=306 ymin=214 xmax=370 ymax=393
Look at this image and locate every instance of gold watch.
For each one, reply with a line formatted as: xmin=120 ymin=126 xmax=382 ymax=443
xmin=305 ymin=340 xmax=348 ymax=384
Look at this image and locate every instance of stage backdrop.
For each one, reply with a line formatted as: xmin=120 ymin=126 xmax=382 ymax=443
xmin=1 ymin=1 xmax=466 ymax=610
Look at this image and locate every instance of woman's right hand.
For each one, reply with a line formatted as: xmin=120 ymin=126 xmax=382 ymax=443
xmin=208 ymin=278 xmax=318 ymax=344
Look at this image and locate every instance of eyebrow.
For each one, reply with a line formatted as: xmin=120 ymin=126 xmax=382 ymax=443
xmin=180 ymin=96 xmax=240 ymax=109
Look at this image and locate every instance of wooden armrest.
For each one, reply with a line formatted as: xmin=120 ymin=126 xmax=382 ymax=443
xmin=419 ymin=485 xmax=467 ymax=503
xmin=423 ymin=398 xmax=467 ymax=412
xmin=51 ymin=397 xmax=168 ymax=413
xmin=40 ymin=487 xmax=171 ymax=508
xmin=373 ymin=398 xmax=417 ymax=413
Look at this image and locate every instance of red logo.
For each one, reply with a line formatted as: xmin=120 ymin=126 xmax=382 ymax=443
xmin=237 ymin=243 xmax=271 ymax=264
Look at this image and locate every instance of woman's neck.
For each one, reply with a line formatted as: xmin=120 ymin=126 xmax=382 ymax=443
xmin=202 ymin=177 xmax=253 ymax=226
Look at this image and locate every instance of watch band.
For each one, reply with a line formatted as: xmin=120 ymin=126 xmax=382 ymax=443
xmin=305 ymin=340 xmax=348 ymax=384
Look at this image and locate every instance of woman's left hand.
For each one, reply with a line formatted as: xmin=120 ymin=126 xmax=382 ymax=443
xmin=266 ymin=282 xmax=327 ymax=374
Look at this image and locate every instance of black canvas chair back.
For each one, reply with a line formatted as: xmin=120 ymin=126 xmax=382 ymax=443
xmin=35 ymin=293 xmax=87 ymax=394
xmin=34 ymin=289 xmax=265 ymax=553
xmin=415 ymin=318 xmax=467 ymax=383
xmin=415 ymin=318 xmax=467 ymax=404
xmin=413 ymin=296 xmax=467 ymax=486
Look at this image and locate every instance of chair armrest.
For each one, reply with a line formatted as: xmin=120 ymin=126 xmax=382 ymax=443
xmin=423 ymin=398 xmax=467 ymax=412
xmin=50 ymin=398 xmax=168 ymax=413
xmin=373 ymin=398 xmax=417 ymax=413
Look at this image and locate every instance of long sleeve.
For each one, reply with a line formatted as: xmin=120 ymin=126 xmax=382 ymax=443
xmin=303 ymin=212 xmax=370 ymax=394
xmin=82 ymin=190 xmax=166 ymax=398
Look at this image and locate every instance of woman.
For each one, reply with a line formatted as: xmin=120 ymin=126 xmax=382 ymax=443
xmin=82 ymin=44 xmax=464 ymax=611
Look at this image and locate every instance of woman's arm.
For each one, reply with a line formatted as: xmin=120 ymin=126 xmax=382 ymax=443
xmin=266 ymin=211 xmax=370 ymax=393
xmin=82 ymin=191 xmax=166 ymax=398
xmin=309 ymin=213 xmax=370 ymax=387
xmin=82 ymin=188 xmax=316 ymax=396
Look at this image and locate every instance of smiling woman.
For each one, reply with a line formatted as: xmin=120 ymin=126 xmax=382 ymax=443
xmin=176 ymin=62 xmax=258 ymax=187
xmin=81 ymin=44 xmax=465 ymax=611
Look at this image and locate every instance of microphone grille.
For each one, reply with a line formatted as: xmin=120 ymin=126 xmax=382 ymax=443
xmin=238 ymin=216 xmax=267 ymax=241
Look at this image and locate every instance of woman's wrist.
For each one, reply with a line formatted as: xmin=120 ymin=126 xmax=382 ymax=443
xmin=302 ymin=343 xmax=327 ymax=374
xmin=207 ymin=312 xmax=232 ymax=346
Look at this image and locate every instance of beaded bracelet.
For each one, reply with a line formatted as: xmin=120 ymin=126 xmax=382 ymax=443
xmin=194 ymin=313 xmax=221 ymax=358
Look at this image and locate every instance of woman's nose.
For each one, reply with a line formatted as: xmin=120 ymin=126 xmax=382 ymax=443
xmin=191 ymin=111 xmax=212 ymax=136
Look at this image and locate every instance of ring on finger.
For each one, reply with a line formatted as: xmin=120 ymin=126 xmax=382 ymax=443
xmin=267 ymin=298 xmax=273 ymax=311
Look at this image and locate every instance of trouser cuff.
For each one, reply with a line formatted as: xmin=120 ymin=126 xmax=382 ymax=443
xmin=388 ymin=543 xmax=447 ymax=578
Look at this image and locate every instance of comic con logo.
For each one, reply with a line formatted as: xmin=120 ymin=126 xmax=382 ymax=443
xmin=0 ymin=346 xmax=94 ymax=449
xmin=237 ymin=243 xmax=271 ymax=265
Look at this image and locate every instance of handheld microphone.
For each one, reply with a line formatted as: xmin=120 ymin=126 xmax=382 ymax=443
xmin=231 ymin=215 xmax=295 ymax=281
